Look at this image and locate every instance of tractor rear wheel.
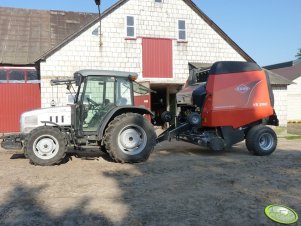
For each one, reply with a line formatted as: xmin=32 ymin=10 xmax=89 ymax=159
xmin=24 ymin=126 xmax=68 ymax=166
xmin=104 ymin=113 xmax=156 ymax=163
xmin=246 ymin=125 xmax=277 ymax=156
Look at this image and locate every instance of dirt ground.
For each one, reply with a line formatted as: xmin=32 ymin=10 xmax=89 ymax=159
xmin=288 ymin=123 xmax=301 ymax=135
xmin=0 ymin=138 xmax=300 ymax=226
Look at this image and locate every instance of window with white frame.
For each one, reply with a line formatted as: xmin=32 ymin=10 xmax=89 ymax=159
xmin=178 ymin=19 xmax=186 ymax=41
xmin=126 ymin=16 xmax=136 ymax=38
xmin=155 ymin=0 xmax=163 ymax=3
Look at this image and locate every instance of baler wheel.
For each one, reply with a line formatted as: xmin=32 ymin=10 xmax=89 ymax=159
xmin=246 ymin=125 xmax=277 ymax=156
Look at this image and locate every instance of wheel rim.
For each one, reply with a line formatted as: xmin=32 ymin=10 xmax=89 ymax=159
xmin=118 ymin=125 xmax=147 ymax=155
xmin=33 ymin=135 xmax=59 ymax=160
xmin=259 ymin=133 xmax=274 ymax=151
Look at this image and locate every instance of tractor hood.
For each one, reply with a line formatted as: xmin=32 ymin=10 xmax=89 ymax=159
xmin=20 ymin=106 xmax=72 ymax=134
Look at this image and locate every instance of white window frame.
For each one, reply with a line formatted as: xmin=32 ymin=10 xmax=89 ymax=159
xmin=177 ymin=19 xmax=187 ymax=41
xmin=125 ymin=15 xmax=136 ymax=38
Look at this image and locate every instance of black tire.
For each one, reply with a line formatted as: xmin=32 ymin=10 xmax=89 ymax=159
xmin=24 ymin=126 xmax=68 ymax=166
xmin=246 ymin=125 xmax=277 ymax=156
xmin=209 ymin=137 xmax=225 ymax=151
xmin=104 ymin=113 xmax=156 ymax=163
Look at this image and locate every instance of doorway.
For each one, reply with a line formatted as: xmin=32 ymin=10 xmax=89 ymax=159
xmin=151 ymin=87 xmax=166 ymax=126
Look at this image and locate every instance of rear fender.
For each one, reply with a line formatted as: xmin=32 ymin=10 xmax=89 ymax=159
xmin=219 ymin=126 xmax=245 ymax=148
xmin=266 ymin=110 xmax=279 ymax=126
xmin=97 ymin=106 xmax=153 ymax=140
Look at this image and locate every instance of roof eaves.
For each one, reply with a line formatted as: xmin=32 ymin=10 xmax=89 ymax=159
xmin=0 ymin=62 xmax=36 ymax=67
xmin=263 ymin=61 xmax=294 ymax=70
xmin=34 ymin=0 xmax=129 ymax=63
xmin=293 ymin=59 xmax=301 ymax=66
xmin=183 ymin=0 xmax=255 ymax=63
xmin=291 ymin=73 xmax=301 ymax=81
xmin=189 ymin=62 xmax=213 ymax=69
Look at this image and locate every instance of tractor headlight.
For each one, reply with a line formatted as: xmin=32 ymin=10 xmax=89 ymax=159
xmin=128 ymin=74 xmax=138 ymax=81
xmin=20 ymin=114 xmax=38 ymax=133
xmin=24 ymin=116 xmax=38 ymax=125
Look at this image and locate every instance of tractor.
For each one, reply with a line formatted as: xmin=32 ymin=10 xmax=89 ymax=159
xmin=1 ymin=70 xmax=157 ymax=165
xmin=157 ymin=61 xmax=279 ymax=155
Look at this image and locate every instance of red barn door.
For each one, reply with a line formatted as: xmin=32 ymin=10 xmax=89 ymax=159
xmin=142 ymin=38 xmax=173 ymax=78
xmin=0 ymin=67 xmax=41 ymax=133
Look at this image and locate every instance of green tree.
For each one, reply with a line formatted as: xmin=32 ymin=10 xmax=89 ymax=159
xmin=296 ymin=48 xmax=301 ymax=59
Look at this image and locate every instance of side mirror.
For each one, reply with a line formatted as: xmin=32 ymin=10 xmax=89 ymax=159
xmin=66 ymin=84 xmax=71 ymax=90
xmin=74 ymin=73 xmax=82 ymax=86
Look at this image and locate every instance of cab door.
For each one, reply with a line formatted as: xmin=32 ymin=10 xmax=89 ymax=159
xmin=80 ymin=76 xmax=115 ymax=133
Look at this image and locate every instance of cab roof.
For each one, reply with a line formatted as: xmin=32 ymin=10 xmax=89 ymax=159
xmin=74 ymin=70 xmax=138 ymax=78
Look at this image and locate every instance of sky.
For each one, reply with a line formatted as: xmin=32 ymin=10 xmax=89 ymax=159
xmin=0 ymin=0 xmax=300 ymax=66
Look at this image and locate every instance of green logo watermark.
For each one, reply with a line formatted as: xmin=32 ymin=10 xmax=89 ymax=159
xmin=265 ymin=204 xmax=298 ymax=224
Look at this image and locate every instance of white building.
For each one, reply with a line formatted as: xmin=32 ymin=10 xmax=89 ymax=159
xmin=265 ymin=59 xmax=301 ymax=122
xmin=36 ymin=0 xmax=254 ymax=125
xmin=0 ymin=0 xmax=290 ymax=131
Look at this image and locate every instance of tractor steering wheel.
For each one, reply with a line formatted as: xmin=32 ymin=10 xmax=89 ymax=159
xmin=87 ymin=97 xmax=100 ymax=110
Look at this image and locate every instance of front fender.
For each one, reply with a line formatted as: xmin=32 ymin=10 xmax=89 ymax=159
xmin=97 ymin=106 xmax=153 ymax=140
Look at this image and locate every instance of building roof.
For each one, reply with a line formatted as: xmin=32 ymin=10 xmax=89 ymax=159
xmin=189 ymin=62 xmax=212 ymax=70
xmin=264 ymin=70 xmax=293 ymax=85
xmin=264 ymin=59 xmax=301 ymax=81
xmin=0 ymin=7 xmax=97 ymax=65
xmin=264 ymin=59 xmax=301 ymax=70
xmin=37 ymin=0 xmax=255 ymax=63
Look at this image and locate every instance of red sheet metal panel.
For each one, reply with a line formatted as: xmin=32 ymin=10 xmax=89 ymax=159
xmin=134 ymin=95 xmax=151 ymax=121
xmin=134 ymin=81 xmax=151 ymax=121
xmin=0 ymin=84 xmax=41 ymax=132
xmin=142 ymin=38 xmax=173 ymax=78
xmin=134 ymin=95 xmax=151 ymax=109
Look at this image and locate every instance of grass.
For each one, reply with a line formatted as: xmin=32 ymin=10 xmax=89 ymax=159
xmin=285 ymin=135 xmax=301 ymax=140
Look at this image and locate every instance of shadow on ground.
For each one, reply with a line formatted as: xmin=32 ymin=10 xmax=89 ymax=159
xmin=1 ymin=141 xmax=300 ymax=226
xmin=0 ymin=185 xmax=113 ymax=226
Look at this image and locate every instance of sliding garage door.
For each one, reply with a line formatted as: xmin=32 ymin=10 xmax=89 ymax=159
xmin=0 ymin=67 xmax=41 ymax=132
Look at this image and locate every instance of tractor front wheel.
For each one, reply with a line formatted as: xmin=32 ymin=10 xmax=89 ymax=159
xmin=104 ymin=113 xmax=156 ymax=163
xmin=246 ymin=125 xmax=277 ymax=156
xmin=24 ymin=127 xmax=68 ymax=166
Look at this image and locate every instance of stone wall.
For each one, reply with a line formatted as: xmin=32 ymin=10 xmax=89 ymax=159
xmin=272 ymin=86 xmax=288 ymax=127
xmin=287 ymin=76 xmax=301 ymax=121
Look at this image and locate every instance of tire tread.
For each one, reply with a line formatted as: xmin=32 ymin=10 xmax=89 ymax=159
xmin=246 ymin=125 xmax=277 ymax=156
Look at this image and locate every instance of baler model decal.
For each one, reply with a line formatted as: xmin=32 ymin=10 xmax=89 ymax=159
xmin=244 ymin=80 xmax=262 ymax=107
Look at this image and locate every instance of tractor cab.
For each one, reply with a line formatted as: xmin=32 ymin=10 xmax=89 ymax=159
xmin=73 ymin=70 xmax=137 ymax=133
xmin=69 ymin=70 xmax=152 ymax=137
